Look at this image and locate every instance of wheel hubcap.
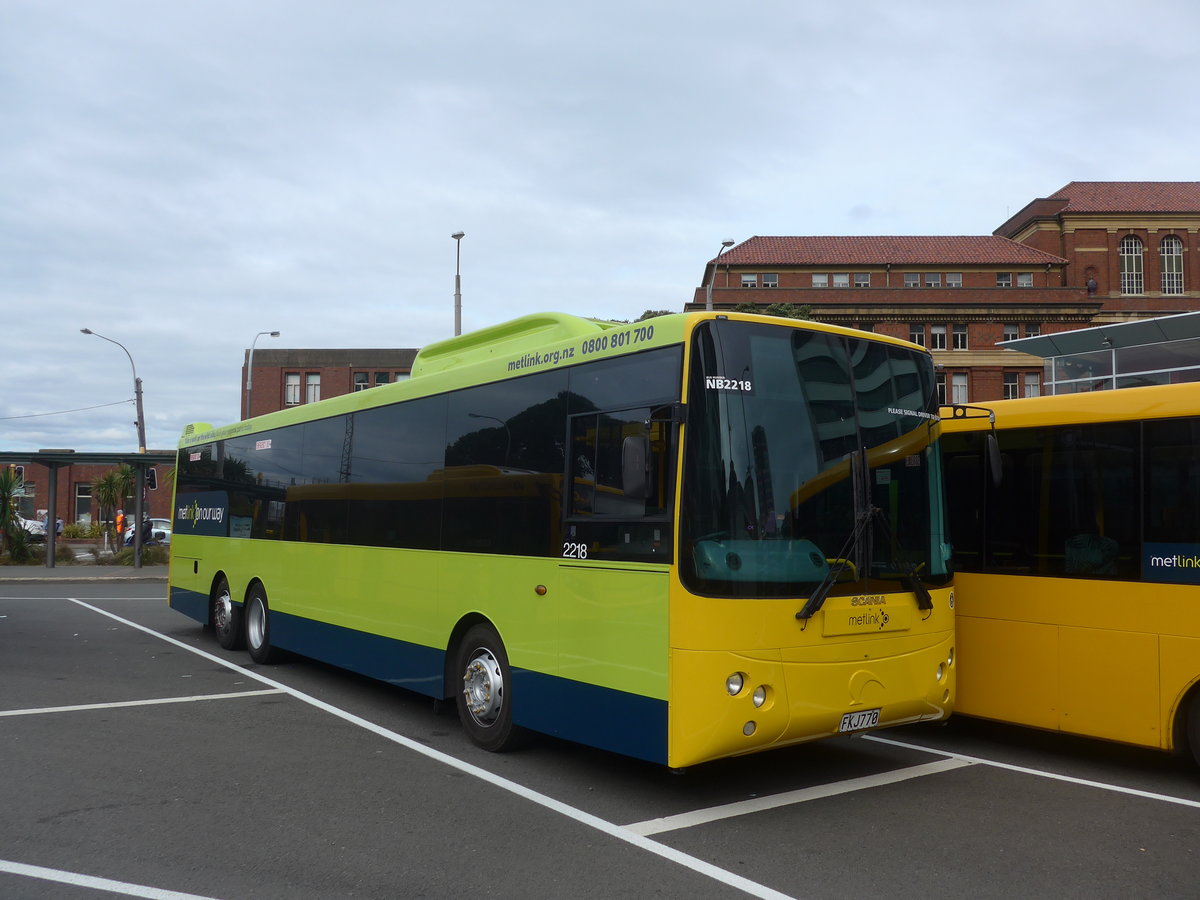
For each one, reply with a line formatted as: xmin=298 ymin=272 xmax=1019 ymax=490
xmin=462 ymin=648 xmax=503 ymax=726
xmin=215 ymin=592 xmax=232 ymax=633
xmin=247 ymin=599 xmax=265 ymax=649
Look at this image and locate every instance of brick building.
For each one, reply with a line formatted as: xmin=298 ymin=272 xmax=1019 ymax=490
xmin=242 ymin=348 xmax=419 ymax=419
xmin=690 ymin=182 xmax=1200 ymax=403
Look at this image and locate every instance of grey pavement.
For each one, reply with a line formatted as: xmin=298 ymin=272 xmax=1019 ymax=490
xmin=0 ymin=564 xmax=168 ymax=583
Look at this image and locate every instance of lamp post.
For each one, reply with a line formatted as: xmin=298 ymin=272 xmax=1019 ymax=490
xmin=245 ymin=330 xmax=281 ymax=419
xmin=452 ymin=231 xmax=465 ymax=336
xmin=704 ymin=239 xmax=736 ymax=311
xmin=81 ymin=328 xmax=147 ymax=567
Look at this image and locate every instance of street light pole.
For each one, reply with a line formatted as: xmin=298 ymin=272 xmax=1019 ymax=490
xmin=245 ymin=330 xmax=281 ymax=419
xmin=704 ymin=239 xmax=736 ymax=311
xmin=81 ymin=328 xmax=147 ymax=568
xmin=452 ymin=231 xmax=465 ymax=336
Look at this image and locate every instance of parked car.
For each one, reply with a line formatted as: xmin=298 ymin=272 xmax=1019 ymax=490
xmin=124 ymin=517 xmax=172 ymax=545
xmin=16 ymin=516 xmax=46 ymax=542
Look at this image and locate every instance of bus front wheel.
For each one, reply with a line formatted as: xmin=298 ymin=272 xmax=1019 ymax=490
xmin=212 ymin=576 xmax=244 ymax=651
xmin=455 ymin=624 xmax=525 ymax=752
xmin=1187 ymin=690 xmax=1200 ymax=768
xmin=245 ymin=584 xmax=278 ymax=665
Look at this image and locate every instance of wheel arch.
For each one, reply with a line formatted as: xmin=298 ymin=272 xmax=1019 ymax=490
xmin=443 ymin=612 xmax=496 ymax=701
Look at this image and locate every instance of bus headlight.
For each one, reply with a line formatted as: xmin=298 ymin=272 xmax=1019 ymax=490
xmin=936 ymin=663 xmax=945 ymax=682
xmin=726 ymin=672 xmax=746 ymax=696
xmin=948 ymin=647 xmax=955 ymax=666
xmin=743 ymin=721 xmax=757 ymax=736
xmin=752 ymin=685 xmax=768 ymax=708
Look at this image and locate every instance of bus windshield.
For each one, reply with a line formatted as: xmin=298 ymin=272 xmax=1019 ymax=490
xmin=680 ymin=319 xmax=950 ymax=599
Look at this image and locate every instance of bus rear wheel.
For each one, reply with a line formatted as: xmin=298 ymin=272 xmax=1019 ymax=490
xmin=212 ymin=576 xmax=243 ymax=651
xmin=455 ymin=624 xmax=525 ymax=752
xmin=245 ymin=584 xmax=278 ymax=665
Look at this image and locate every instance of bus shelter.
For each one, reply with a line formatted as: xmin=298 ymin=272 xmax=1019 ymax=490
xmin=1000 ymin=311 xmax=1200 ymax=395
xmin=0 ymin=450 xmax=175 ymax=568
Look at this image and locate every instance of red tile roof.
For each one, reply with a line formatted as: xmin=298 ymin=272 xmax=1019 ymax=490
xmin=713 ymin=235 xmax=1066 ymax=266
xmin=1050 ymin=181 xmax=1200 ymax=213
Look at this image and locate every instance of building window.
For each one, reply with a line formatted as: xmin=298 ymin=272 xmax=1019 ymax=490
xmin=925 ymin=273 xmax=941 ymax=288
xmin=1017 ymin=272 xmax=1033 ymax=288
xmin=1119 ymin=235 xmax=1144 ymax=295
xmin=996 ymin=272 xmax=1012 ymax=288
xmin=375 ymin=372 xmax=390 ymax=386
xmin=1024 ymin=373 xmax=1040 ymax=398
xmin=1025 ymin=323 xmax=1041 ymax=338
xmin=952 ymin=324 xmax=968 ymax=350
xmin=832 ymin=273 xmax=850 ymax=288
xmin=946 ymin=273 xmax=962 ymax=288
xmin=909 ymin=325 xmax=925 ymax=347
xmin=74 ymin=483 xmax=92 ymax=525
xmin=762 ymin=273 xmax=778 ymax=288
xmin=903 ymin=273 xmax=920 ymax=288
xmin=741 ymin=274 xmax=758 ymax=288
xmin=285 ymin=373 xmax=301 ymax=405
xmin=1002 ymin=324 xmax=1019 ymax=342
xmin=811 ymin=274 xmax=828 ymax=288
xmin=395 ymin=372 xmax=411 ymax=382
xmin=936 ymin=372 xmax=947 ymax=406
xmin=930 ymin=324 xmax=947 ymax=351
xmin=1161 ymin=236 xmax=1184 ymax=294
xmin=353 ymin=373 xmax=369 ymax=392
xmin=854 ymin=273 xmax=871 ymax=288
xmin=1003 ymin=373 xmax=1019 ymax=399
xmin=306 ymin=373 xmax=321 ymax=404
xmin=857 ymin=322 xmax=874 ymax=332
xmin=951 ymin=373 xmax=968 ymax=404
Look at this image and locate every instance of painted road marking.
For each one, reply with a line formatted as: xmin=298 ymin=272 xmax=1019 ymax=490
xmin=624 ymin=758 xmax=971 ymax=835
xmin=0 ymin=858 xmax=224 ymax=900
xmin=864 ymin=734 xmax=1200 ymax=810
xmin=0 ymin=689 xmax=283 ymax=717
xmin=64 ymin=599 xmax=796 ymax=900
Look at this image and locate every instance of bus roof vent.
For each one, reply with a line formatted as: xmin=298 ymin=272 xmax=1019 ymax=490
xmin=410 ymin=312 xmax=617 ymax=378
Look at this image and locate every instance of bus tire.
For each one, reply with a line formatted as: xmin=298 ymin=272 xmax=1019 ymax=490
xmin=245 ymin=584 xmax=278 ymax=665
xmin=1187 ymin=689 xmax=1200 ymax=768
xmin=454 ymin=624 xmax=526 ymax=752
xmin=211 ymin=576 xmax=244 ymax=651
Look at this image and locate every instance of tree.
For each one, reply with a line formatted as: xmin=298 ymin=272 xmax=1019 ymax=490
xmin=92 ymin=464 xmax=136 ymax=547
xmin=0 ymin=466 xmax=22 ymax=558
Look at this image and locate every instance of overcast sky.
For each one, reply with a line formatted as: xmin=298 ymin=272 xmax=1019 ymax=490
xmin=3 ymin=0 xmax=1198 ymax=453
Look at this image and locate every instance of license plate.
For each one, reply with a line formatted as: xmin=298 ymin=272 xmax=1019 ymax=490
xmin=838 ymin=708 xmax=880 ymax=733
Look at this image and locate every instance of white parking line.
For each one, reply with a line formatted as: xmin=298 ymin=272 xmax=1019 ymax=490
xmin=864 ymin=733 xmax=1200 ymax=809
xmin=0 ymin=858 xmax=224 ymax=900
xmin=624 ymin=758 xmax=971 ymax=835
xmin=64 ymin=599 xmax=796 ymax=900
xmin=0 ymin=689 xmax=283 ymax=718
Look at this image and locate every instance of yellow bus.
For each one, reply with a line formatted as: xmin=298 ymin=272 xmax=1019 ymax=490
xmin=941 ymin=382 xmax=1200 ymax=765
xmin=169 ymin=311 xmax=955 ymax=768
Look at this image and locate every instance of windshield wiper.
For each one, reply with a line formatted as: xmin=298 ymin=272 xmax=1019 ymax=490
xmin=795 ymin=450 xmax=933 ymax=621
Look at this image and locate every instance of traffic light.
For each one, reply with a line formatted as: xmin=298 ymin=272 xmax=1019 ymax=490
xmin=146 ymin=467 xmax=158 ymax=491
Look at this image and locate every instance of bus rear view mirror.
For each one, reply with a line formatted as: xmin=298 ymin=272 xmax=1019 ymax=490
xmin=986 ymin=432 xmax=1003 ymax=486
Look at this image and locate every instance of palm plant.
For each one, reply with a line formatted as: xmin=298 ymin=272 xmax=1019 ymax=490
xmin=92 ymin=464 xmax=136 ymax=547
xmin=0 ymin=466 xmax=22 ymax=558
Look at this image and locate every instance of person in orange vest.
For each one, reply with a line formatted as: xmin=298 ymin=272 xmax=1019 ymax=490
xmin=115 ymin=509 xmax=125 ymax=544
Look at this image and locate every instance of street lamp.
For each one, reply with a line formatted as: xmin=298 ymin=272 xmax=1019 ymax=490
xmin=81 ymin=329 xmax=146 ymax=453
xmin=704 ymin=239 xmax=736 ymax=311
xmin=452 ymin=231 xmax=465 ymax=336
xmin=245 ymin=330 xmax=281 ymax=419
xmin=81 ymin=327 xmax=147 ymax=567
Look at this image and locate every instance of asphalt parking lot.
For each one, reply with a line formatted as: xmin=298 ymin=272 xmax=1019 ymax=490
xmin=2 ymin=576 xmax=1198 ymax=899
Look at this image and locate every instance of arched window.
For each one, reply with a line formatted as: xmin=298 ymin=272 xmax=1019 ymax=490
xmin=1119 ymin=235 xmax=1144 ymax=295
xmin=1160 ymin=235 xmax=1184 ymax=295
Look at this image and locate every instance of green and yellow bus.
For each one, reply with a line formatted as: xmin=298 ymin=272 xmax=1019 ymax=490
xmin=169 ymin=311 xmax=955 ymax=768
xmin=942 ymin=382 xmax=1200 ymax=765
